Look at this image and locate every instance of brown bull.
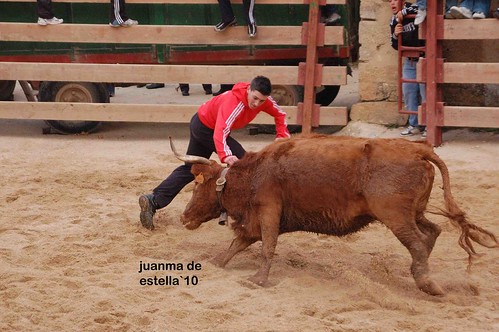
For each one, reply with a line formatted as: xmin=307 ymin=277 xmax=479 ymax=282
xmin=171 ymin=135 xmax=497 ymax=296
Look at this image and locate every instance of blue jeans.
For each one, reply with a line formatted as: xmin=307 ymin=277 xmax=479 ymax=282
xmin=417 ymin=0 xmax=426 ymax=11
xmin=448 ymin=0 xmax=491 ymax=13
xmin=403 ymin=58 xmax=426 ymax=127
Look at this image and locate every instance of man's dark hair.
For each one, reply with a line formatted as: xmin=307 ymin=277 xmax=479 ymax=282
xmin=250 ymin=76 xmax=272 ymax=96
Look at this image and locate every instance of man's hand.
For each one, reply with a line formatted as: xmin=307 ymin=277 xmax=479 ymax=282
xmin=224 ymin=155 xmax=239 ymax=167
xmin=394 ymin=23 xmax=403 ymax=37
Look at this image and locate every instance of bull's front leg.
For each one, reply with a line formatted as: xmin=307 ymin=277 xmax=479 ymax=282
xmin=248 ymin=207 xmax=281 ymax=286
xmin=210 ymin=236 xmax=256 ymax=268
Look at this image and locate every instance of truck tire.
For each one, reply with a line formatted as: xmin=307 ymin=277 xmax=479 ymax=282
xmin=0 ymin=80 xmax=16 ymax=101
xmin=39 ymin=82 xmax=109 ymax=134
xmin=271 ymin=85 xmax=303 ymax=106
xmin=316 ymin=85 xmax=341 ymax=106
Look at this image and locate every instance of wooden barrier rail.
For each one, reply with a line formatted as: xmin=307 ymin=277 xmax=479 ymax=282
xmin=0 ymin=23 xmax=344 ymax=46
xmin=0 ymin=101 xmax=348 ymax=125
xmin=0 ymin=63 xmax=347 ymax=86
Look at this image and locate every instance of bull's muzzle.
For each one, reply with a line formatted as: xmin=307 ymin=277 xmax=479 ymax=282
xmin=180 ymin=214 xmax=202 ymax=230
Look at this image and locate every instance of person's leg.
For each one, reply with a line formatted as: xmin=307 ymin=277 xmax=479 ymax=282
xmin=472 ymin=0 xmax=491 ymax=16
xmin=243 ymin=0 xmax=257 ymax=37
xmin=179 ymin=83 xmax=190 ymax=96
xmin=451 ymin=0 xmax=473 ymax=18
xmin=37 ymin=0 xmax=54 ymax=19
xmin=202 ymin=84 xmax=213 ymax=94
xmin=152 ymin=114 xmax=214 ymax=208
xmin=110 ymin=0 xmax=129 ymax=24
xmin=218 ymin=0 xmax=235 ymax=23
xmin=402 ymin=59 xmax=420 ymax=130
xmin=415 ymin=0 xmax=427 ymax=25
xmin=242 ymin=0 xmax=256 ymax=25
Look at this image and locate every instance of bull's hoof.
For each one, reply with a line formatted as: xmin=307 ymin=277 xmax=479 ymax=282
xmin=248 ymin=275 xmax=268 ymax=287
xmin=209 ymin=257 xmax=225 ymax=268
xmin=418 ymin=279 xmax=445 ymax=296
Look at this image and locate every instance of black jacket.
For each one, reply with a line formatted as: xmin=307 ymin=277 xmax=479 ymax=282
xmin=390 ymin=2 xmax=425 ymax=51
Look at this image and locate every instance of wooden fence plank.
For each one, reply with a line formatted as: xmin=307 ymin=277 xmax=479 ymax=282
xmin=417 ymin=62 xmax=499 ymax=84
xmin=441 ymin=106 xmax=499 ymax=128
xmin=442 ymin=19 xmax=499 ymax=40
xmin=0 ymin=101 xmax=348 ymax=125
xmin=442 ymin=63 xmax=499 ymax=84
xmin=0 ymin=23 xmax=344 ymax=46
xmin=0 ymin=62 xmax=348 ymax=85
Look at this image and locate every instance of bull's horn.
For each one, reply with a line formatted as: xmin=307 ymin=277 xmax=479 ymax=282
xmin=169 ymin=136 xmax=211 ymax=165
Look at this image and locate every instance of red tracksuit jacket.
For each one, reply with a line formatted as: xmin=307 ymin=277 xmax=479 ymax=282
xmin=197 ymin=82 xmax=291 ymax=163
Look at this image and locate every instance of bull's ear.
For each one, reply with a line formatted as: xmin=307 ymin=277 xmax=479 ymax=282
xmin=195 ymin=173 xmax=205 ymax=184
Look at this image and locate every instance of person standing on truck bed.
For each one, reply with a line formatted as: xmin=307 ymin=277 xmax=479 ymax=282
xmin=109 ymin=0 xmax=138 ymax=27
xmin=214 ymin=0 xmax=257 ymax=38
xmin=37 ymin=0 xmax=63 ymax=25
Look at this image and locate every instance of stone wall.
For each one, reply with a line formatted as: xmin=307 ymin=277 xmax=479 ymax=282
xmin=351 ymin=0 xmax=499 ymax=126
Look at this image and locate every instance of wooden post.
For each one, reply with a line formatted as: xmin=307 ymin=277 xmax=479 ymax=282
xmin=301 ymin=0 xmax=322 ymax=134
xmin=424 ymin=0 xmax=443 ymax=146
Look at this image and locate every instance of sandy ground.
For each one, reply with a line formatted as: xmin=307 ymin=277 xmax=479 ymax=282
xmin=1 ymin=80 xmax=498 ymax=331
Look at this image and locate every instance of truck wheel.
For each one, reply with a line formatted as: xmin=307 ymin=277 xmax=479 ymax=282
xmin=39 ymin=82 xmax=109 ymax=134
xmin=316 ymin=85 xmax=341 ymax=106
xmin=0 ymin=80 xmax=16 ymax=101
xmin=271 ymin=85 xmax=303 ymax=106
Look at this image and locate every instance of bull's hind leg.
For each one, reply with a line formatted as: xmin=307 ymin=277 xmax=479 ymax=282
xmin=383 ymin=215 xmax=444 ymax=296
xmin=210 ymin=236 xmax=257 ymax=268
xmin=416 ymin=213 xmax=441 ymax=254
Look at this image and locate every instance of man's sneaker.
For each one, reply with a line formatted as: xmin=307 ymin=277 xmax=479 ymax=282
xmin=248 ymin=22 xmax=257 ymax=38
xmin=422 ymin=129 xmax=427 ymax=138
xmin=450 ymin=6 xmax=472 ymax=19
xmin=109 ymin=19 xmax=138 ymax=27
xmin=122 ymin=19 xmax=138 ymax=27
xmin=414 ymin=9 xmax=427 ymax=25
xmin=472 ymin=12 xmax=486 ymax=19
xmin=139 ymin=194 xmax=157 ymax=230
xmin=400 ymin=125 xmax=421 ymax=136
xmin=214 ymin=17 xmax=237 ymax=32
xmin=109 ymin=20 xmax=121 ymax=27
xmin=494 ymin=8 xmax=499 ymax=19
xmin=324 ymin=13 xmax=341 ymax=24
xmin=38 ymin=17 xmax=63 ymax=25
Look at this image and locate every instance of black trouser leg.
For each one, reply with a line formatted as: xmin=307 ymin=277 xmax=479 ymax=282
xmin=242 ymin=0 xmax=256 ymax=25
xmin=152 ymin=114 xmax=245 ymax=209
xmin=110 ymin=0 xmax=129 ymax=23
xmin=37 ymin=0 xmax=54 ymax=19
xmin=217 ymin=0 xmax=235 ymax=23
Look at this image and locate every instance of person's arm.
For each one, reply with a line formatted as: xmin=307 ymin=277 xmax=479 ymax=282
xmin=213 ymin=99 xmax=244 ymax=163
xmin=264 ymin=96 xmax=291 ymax=139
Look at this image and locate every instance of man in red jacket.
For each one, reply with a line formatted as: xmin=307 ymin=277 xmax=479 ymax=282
xmin=139 ymin=76 xmax=290 ymax=230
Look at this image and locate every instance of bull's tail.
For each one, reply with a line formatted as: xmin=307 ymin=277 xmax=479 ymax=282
xmin=425 ymin=150 xmax=498 ymax=268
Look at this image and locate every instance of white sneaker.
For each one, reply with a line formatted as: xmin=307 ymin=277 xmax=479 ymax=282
xmin=121 ymin=19 xmax=138 ymax=27
xmin=450 ymin=6 xmax=472 ymax=19
xmin=472 ymin=12 xmax=486 ymax=19
xmin=38 ymin=17 xmax=63 ymax=25
xmin=422 ymin=129 xmax=427 ymax=138
xmin=324 ymin=13 xmax=341 ymax=24
xmin=415 ymin=9 xmax=427 ymax=25
xmin=400 ymin=126 xmax=421 ymax=136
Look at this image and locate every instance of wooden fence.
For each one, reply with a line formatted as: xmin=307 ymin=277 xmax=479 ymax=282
xmin=0 ymin=0 xmax=349 ymax=132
